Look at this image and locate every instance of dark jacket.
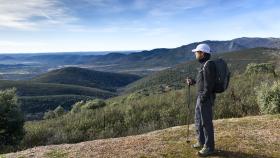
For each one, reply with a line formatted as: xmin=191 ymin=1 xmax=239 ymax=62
xmin=192 ymin=59 xmax=216 ymax=103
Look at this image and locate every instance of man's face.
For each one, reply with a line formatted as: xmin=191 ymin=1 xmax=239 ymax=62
xmin=195 ymin=51 xmax=204 ymax=60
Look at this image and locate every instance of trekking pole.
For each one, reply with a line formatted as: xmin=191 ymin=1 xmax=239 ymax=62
xmin=186 ymin=78 xmax=191 ymax=143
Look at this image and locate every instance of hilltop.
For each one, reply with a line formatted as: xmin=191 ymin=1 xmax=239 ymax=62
xmin=3 ymin=114 xmax=279 ymax=158
xmin=32 ymin=67 xmax=141 ymax=92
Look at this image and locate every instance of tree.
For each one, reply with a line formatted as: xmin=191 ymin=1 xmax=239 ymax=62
xmin=0 ymin=88 xmax=24 ymax=150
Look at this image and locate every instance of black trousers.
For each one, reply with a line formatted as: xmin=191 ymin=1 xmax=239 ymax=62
xmin=194 ymin=93 xmax=215 ymax=150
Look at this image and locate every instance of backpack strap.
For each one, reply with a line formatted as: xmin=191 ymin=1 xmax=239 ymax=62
xmin=202 ymin=60 xmax=212 ymax=71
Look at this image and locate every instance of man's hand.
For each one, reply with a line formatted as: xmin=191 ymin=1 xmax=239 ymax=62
xmin=185 ymin=77 xmax=196 ymax=86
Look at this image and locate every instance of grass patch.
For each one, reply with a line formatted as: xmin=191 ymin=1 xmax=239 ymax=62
xmin=157 ymin=115 xmax=280 ymax=158
xmin=44 ymin=149 xmax=68 ymax=158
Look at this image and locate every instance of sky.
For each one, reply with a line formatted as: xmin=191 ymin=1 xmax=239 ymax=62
xmin=0 ymin=0 xmax=280 ymax=53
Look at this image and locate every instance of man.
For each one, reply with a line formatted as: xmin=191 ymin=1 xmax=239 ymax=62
xmin=186 ymin=43 xmax=216 ymax=157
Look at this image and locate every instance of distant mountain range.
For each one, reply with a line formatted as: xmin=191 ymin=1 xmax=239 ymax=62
xmin=29 ymin=37 xmax=280 ymax=68
xmin=0 ymin=37 xmax=279 ymax=76
xmin=86 ymin=37 xmax=280 ymax=69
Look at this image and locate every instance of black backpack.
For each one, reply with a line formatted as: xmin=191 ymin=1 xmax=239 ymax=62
xmin=203 ymin=58 xmax=230 ymax=93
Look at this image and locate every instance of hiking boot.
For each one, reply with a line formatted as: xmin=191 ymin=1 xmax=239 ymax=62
xmin=197 ymin=147 xmax=214 ymax=157
xmin=191 ymin=142 xmax=203 ymax=149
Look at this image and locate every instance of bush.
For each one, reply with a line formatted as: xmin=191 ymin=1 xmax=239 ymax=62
xmin=0 ymin=88 xmax=24 ymax=152
xmin=80 ymin=99 xmax=106 ymax=111
xmin=53 ymin=106 xmax=65 ymax=117
xmin=256 ymin=81 xmax=280 ymax=114
xmin=43 ymin=110 xmax=56 ymax=120
xmin=70 ymin=101 xmax=84 ymax=114
xmin=43 ymin=106 xmax=65 ymax=120
xmin=245 ymin=63 xmax=276 ymax=75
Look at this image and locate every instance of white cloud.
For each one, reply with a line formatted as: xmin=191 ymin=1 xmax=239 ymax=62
xmin=79 ymin=0 xmax=126 ymax=13
xmin=122 ymin=0 xmax=208 ymax=18
xmin=78 ymin=0 xmax=208 ymax=17
xmin=66 ymin=24 xmax=170 ymax=37
xmin=0 ymin=0 xmax=77 ymax=30
xmin=0 ymin=0 xmax=208 ymax=30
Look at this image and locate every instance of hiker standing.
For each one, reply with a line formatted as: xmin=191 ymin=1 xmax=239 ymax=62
xmin=186 ymin=43 xmax=216 ymax=157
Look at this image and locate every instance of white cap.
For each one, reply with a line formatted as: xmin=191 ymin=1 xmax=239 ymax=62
xmin=192 ymin=43 xmax=211 ymax=54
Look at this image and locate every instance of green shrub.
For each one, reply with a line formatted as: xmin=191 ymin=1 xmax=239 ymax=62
xmin=256 ymin=81 xmax=280 ymax=114
xmin=53 ymin=106 xmax=65 ymax=117
xmin=19 ymin=95 xmax=94 ymax=119
xmin=245 ymin=63 xmax=276 ymax=75
xmin=70 ymin=101 xmax=84 ymax=114
xmin=0 ymin=88 xmax=24 ymax=152
xmin=43 ymin=106 xmax=65 ymax=120
xmin=80 ymin=99 xmax=106 ymax=111
xmin=213 ymin=67 xmax=279 ymax=118
xmin=21 ymin=121 xmax=55 ymax=147
xmin=43 ymin=110 xmax=56 ymax=120
xmin=125 ymin=93 xmax=143 ymax=102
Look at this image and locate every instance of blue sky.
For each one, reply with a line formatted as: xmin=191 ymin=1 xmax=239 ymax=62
xmin=0 ymin=0 xmax=280 ymax=53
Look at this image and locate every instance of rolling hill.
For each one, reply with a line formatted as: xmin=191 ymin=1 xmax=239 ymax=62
xmin=32 ymin=67 xmax=141 ymax=92
xmin=3 ymin=114 xmax=279 ymax=158
xmin=0 ymin=80 xmax=115 ymax=97
xmin=0 ymin=67 xmax=141 ymax=120
xmin=123 ymin=47 xmax=280 ymax=93
xmin=0 ymin=80 xmax=116 ymax=120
